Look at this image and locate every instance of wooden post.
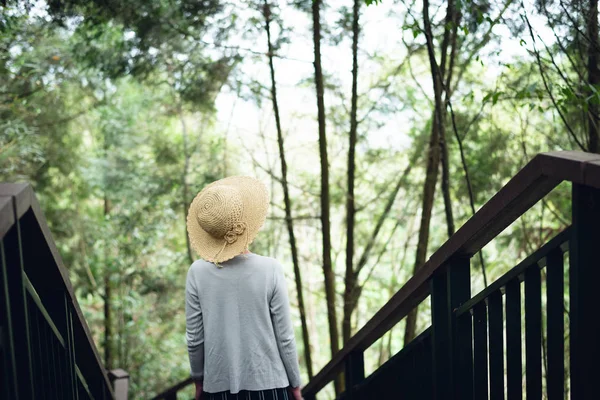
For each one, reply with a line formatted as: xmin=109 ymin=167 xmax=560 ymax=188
xmin=344 ymin=350 xmax=364 ymax=399
xmin=431 ymin=256 xmax=471 ymax=400
xmin=569 ymin=183 xmax=600 ymax=399
xmin=0 ymin=195 xmax=35 ymax=400
xmin=109 ymin=369 xmax=130 ymax=400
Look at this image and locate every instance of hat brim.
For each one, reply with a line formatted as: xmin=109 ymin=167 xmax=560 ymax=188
xmin=186 ymin=176 xmax=269 ymax=263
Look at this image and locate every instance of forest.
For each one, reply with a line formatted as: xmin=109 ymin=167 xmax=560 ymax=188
xmin=1 ymin=0 xmax=598 ymax=398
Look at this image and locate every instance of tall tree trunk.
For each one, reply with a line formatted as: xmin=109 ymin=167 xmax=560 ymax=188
xmin=263 ymin=0 xmax=313 ymax=379
xmin=103 ymin=140 xmax=112 ymax=369
xmin=587 ymin=0 xmax=599 ymax=153
xmin=179 ymin=99 xmax=194 ymax=264
xmin=439 ymin=130 xmax=454 ymax=237
xmin=343 ymin=0 xmax=360 ymax=346
xmin=404 ymin=0 xmax=447 ymax=346
xmin=312 ymin=0 xmax=342 ymax=393
xmin=439 ymin=0 xmax=457 ymax=239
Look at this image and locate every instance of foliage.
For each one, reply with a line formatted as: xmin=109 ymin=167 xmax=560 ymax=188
xmin=1 ymin=0 xmax=593 ymax=398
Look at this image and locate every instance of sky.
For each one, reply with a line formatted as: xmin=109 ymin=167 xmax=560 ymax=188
xmin=211 ymin=0 xmax=556 ymax=178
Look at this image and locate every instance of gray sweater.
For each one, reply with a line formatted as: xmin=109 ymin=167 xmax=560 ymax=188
xmin=185 ymin=253 xmax=302 ymax=394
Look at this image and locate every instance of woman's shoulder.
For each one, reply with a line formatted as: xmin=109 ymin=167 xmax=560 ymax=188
xmin=246 ymin=253 xmax=282 ymax=268
xmin=187 ymin=259 xmax=211 ymax=274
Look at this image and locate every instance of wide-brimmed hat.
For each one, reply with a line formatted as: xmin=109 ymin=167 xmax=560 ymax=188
xmin=186 ymin=176 xmax=269 ymax=264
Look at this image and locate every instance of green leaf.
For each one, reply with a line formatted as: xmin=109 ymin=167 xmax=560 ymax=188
xmin=492 ymin=91 xmax=503 ymax=105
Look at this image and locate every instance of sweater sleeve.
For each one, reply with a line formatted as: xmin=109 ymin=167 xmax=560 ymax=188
xmin=269 ymin=261 xmax=302 ymax=388
xmin=185 ymin=265 xmax=205 ymax=381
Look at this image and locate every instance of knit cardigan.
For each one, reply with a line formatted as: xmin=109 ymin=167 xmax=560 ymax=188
xmin=186 ymin=253 xmax=302 ymax=394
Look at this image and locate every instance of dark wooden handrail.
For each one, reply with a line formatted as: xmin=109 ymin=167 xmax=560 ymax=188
xmin=302 ymin=151 xmax=600 ymax=396
xmin=0 ymin=183 xmax=118 ymax=398
xmin=151 ymin=377 xmax=193 ymax=400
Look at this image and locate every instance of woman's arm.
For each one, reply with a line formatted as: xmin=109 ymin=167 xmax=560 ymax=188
xmin=194 ymin=380 xmax=203 ymax=400
xmin=269 ymin=261 xmax=302 ymax=389
xmin=186 ymin=266 xmax=205 ymax=384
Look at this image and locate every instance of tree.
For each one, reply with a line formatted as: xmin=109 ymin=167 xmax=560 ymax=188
xmin=586 ymin=0 xmax=599 ymax=152
xmin=403 ymin=0 xmax=448 ymax=345
xmin=262 ymin=0 xmax=313 ymax=379
xmin=343 ymin=0 xmax=361 ymax=346
xmin=311 ymin=0 xmax=342 ymax=393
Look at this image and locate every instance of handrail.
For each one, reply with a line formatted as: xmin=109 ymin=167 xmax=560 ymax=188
xmin=0 ymin=183 xmax=115 ymax=398
xmin=455 ymin=227 xmax=570 ymax=317
xmin=302 ymin=151 xmax=600 ymax=396
xmin=151 ymin=377 xmax=193 ymax=400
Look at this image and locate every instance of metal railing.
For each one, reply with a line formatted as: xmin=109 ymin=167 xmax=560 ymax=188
xmin=0 ymin=183 xmax=128 ymax=400
xmin=302 ymin=151 xmax=600 ymax=400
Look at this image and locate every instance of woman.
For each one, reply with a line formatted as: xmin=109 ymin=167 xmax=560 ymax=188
xmin=185 ymin=176 xmax=303 ymax=400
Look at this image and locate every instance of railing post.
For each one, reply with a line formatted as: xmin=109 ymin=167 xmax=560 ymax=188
xmin=109 ymin=369 xmax=130 ymax=400
xmin=344 ymin=350 xmax=364 ymax=399
xmin=431 ymin=256 xmax=471 ymax=400
xmin=0 ymin=202 xmax=35 ymax=400
xmin=570 ymin=183 xmax=600 ymax=399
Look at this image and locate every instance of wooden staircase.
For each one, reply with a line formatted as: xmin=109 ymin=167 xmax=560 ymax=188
xmin=0 ymin=183 xmax=129 ymax=400
xmin=107 ymin=151 xmax=600 ymax=399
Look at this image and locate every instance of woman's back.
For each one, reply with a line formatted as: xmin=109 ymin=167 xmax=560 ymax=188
xmin=186 ymin=253 xmax=301 ymax=394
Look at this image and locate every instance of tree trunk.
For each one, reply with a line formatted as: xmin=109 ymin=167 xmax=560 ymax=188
xmin=587 ymin=0 xmax=599 ymax=153
xmin=404 ymin=0 xmax=447 ymax=346
xmin=403 ymin=123 xmax=441 ymax=345
xmin=312 ymin=0 xmax=342 ymax=393
xmin=103 ymin=183 xmax=112 ymax=369
xmin=263 ymin=0 xmax=313 ymax=379
xmin=343 ymin=0 xmax=360 ymax=346
xmin=439 ymin=129 xmax=454 ymax=238
xmin=439 ymin=0 xmax=458 ymax=239
xmin=179 ymin=99 xmax=194 ymax=264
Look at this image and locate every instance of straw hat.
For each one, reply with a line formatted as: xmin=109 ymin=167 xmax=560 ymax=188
xmin=186 ymin=176 xmax=270 ymax=265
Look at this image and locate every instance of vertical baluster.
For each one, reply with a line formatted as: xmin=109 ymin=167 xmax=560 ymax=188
xmin=406 ymin=342 xmax=418 ymax=400
xmin=488 ymin=291 xmax=504 ymax=400
xmin=506 ymin=279 xmax=522 ymax=400
xmin=431 ymin=267 xmax=451 ymax=400
xmin=36 ymin=308 xmax=46 ymax=400
xmin=450 ymin=257 xmax=472 ymax=400
xmin=50 ymin=322 xmax=58 ymax=396
xmin=60 ymin=320 xmax=69 ymax=400
xmin=41 ymin=314 xmax=49 ymax=400
xmin=2 ymin=220 xmax=35 ymax=400
xmin=65 ymin=295 xmax=77 ymax=400
xmin=473 ymin=302 xmax=488 ymax=400
xmin=55 ymin=333 xmax=64 ymax=399
xmin=525 ymin=266 xmax=542 ymax=400
xmin=0 ymin=238 xmax=16 ymax=400
xmin=546 ymin=249 xmax=564 ymax=399
xmin=344 ymin=350 xmax=364 ymax=400
xmin=423 ymin=334 xmax=434 ymax=400
xmin=431 ymin=257 xmax=471 ymax=400
xmin=28 ymin=301 xmax=41 ymax=399
xmin=456 ymin=312 xmax=473 ymax=400
xmin=570 ymin=184 xmax=600 ymax=398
